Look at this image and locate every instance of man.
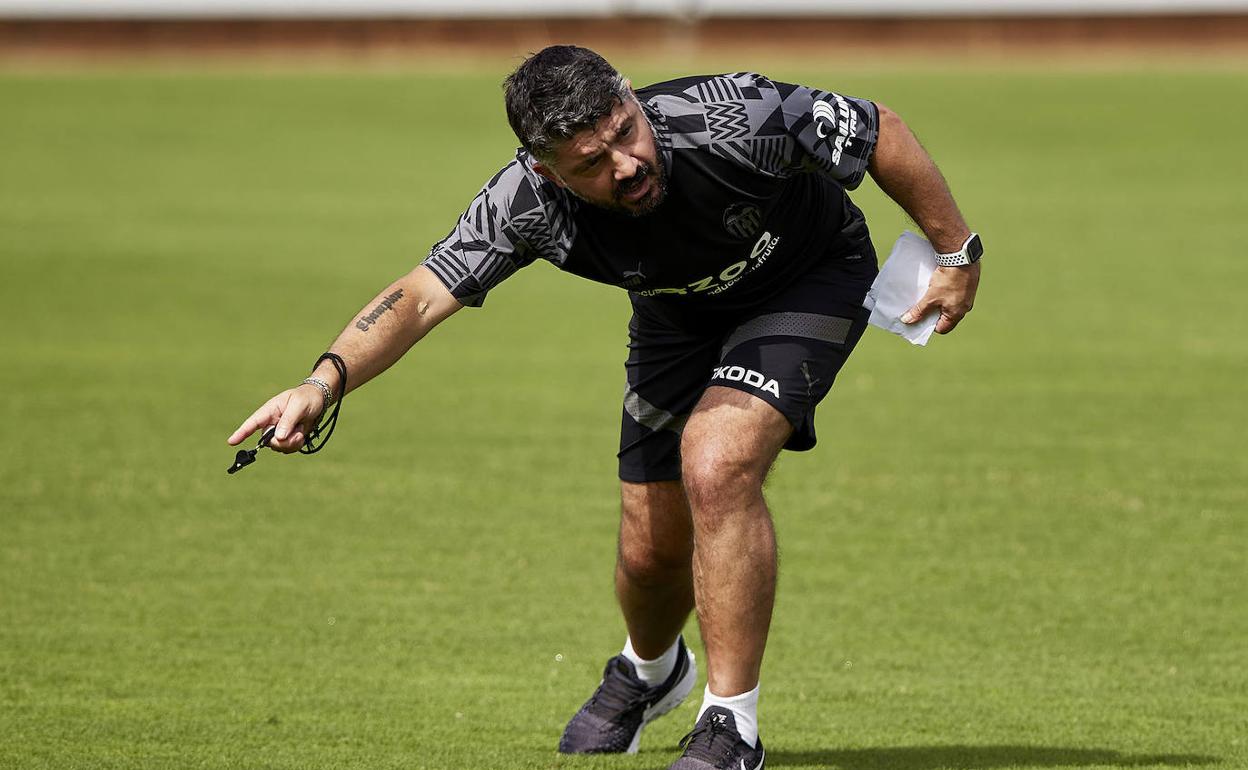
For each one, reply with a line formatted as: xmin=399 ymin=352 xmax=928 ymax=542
xmin=228 ymin=45 xmax=981 ymax=770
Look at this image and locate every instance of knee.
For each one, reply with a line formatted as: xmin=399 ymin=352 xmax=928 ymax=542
xmin=680 ymin=436 xmax=763 ymax=523
xmin=617 ymin=537 xmax=690 ymax=588
xmin=617 ymin=483 xmax=693 ymax=586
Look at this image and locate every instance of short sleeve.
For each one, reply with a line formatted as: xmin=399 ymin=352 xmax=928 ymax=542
xmin=765 ymin=77 xmax=879 ymax=190
xmin=422 ymin=160 xmax=553 ymax=308
xmin=649 ymin=72 xmax=880 ymax=190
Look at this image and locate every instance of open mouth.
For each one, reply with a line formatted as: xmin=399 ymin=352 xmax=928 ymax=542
xmin=618 ymin=176 xmax=650 ymax=203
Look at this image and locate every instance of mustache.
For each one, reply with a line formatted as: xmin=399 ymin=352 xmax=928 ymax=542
xmin=615 ymin=163 xmax=652 ymax=198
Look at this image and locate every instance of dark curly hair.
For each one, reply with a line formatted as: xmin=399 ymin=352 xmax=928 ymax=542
xmin=503 ymin=45 xmax=629 ymax=161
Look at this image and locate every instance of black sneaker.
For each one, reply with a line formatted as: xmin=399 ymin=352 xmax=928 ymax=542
xmin=558 ymin=637 xmax=697 ymax=754
xmin=668 ymin=706 xmax=765 ymax=770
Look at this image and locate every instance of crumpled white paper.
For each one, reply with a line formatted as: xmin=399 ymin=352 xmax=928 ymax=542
xmin=864 ymin=230 xmax=939 ymax=346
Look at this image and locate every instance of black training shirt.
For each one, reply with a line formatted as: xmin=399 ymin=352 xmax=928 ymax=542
xmin=422 ymin=72 xmax=880 ymax=312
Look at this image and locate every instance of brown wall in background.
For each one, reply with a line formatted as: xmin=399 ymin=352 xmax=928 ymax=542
xmin=3 ymin=15 xmax=1247 ymax=58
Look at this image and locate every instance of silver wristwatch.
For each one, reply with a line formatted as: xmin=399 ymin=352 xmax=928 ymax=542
xmin=934 ymin=233 xmax=983 ymax=267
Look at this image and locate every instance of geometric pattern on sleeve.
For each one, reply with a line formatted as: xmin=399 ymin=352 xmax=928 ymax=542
xmin=422 ymin=157 xmax=577 ymax=307
xmin=644 ymin=72 xmax=880 ymax=191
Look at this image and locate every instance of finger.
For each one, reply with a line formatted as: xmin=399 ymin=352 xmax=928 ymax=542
xmin=274 ymin=398 xmax=306 ymax=442
xmin=228 ymin=402 xmax=279 ymax=445
xmin=935 ymin=310 xmax=963 ymax=335
xmin=269 ymin=431 xmax=304 ymax=454
xmin=901 ymin=295 xmax=938 ymax=325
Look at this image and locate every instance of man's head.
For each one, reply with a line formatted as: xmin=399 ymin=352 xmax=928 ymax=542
xmin=504 ymin=45 xmax=666 ymax=217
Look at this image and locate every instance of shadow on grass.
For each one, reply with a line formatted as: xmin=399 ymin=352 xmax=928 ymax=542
xmin=766 ymin=745 xmax=1219 ymax=769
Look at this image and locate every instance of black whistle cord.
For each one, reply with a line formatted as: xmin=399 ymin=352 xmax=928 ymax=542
xmin=300 ymin=352 xmax=347 ymax=455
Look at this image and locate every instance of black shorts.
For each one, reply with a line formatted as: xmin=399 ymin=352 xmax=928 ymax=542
xmin=618 ymin=254 xmax=874 ymax=483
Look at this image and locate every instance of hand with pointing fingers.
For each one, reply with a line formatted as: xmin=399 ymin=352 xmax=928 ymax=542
xmin=901 ymin=262 xmax=981 ymax=335
xmin=227 ymin=384 xmax=325 ymax=454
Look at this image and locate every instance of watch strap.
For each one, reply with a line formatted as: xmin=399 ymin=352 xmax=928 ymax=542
xmin=934 ymin=232 xmax=983 ymax=267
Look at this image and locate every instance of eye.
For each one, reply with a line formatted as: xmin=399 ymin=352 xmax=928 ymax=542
xmin=619 ymin=123 xmax=633 ymax=138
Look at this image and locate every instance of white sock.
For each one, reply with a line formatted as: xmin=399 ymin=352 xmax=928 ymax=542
xmin=621 ymin=636 xmax=679 ymax=688
xmin=697 ymin=684 xmax=760 ymax=748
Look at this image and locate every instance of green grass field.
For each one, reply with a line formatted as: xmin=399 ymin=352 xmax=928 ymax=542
xmin=2 ymin=59 xmax=1246 ymax=770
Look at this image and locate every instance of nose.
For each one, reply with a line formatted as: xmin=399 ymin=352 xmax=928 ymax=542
xmin=611 ymin=149 xmax=639 ymax=181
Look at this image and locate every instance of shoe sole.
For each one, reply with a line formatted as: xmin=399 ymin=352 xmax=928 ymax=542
xmin=625 ymin=648 xmax=698 ymax=754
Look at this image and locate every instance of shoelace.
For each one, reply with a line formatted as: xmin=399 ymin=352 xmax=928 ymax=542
xmin=678 ymin=716 xmax=737 ymax=764
xmin=587 ymin=659 xmax=651 ymax=719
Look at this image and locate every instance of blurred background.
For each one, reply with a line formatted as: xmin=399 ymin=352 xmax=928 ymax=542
xmin=1 ymin=0 xmax=1248 ymax=61
xmin=3 ymin=0 xmax=1248 ymax=60
xmin=3 ymin=3 xmax=1246 ymax=770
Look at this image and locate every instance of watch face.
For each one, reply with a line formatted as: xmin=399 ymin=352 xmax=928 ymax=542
xmin=968 ymin=234 xmax=984 ymax=262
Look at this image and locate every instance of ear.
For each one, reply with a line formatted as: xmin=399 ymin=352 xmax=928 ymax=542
xmin=532 ymin=162 xmax=565 ymax=189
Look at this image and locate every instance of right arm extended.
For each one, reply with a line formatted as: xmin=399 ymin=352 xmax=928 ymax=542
xmin=227 ymin=265 xmax=463 ymax=453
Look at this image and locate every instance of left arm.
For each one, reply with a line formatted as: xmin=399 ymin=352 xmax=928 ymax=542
xmin=868 ymin=103 xmax=980 ymax=335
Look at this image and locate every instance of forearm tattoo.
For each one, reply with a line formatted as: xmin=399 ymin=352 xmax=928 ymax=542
xmin=355 ymin=289 xmax=404 ymax=332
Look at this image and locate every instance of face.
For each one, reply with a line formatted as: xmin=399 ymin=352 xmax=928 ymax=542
xmin=533 ymin=91 xmax=667 ymax=217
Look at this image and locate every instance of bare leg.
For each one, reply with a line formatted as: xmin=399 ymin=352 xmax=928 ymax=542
xmin=615 ymin=480 xmax=696 ymax=659
xmin=680 ymin=386 xmax=791 ymax=696
xmin=560 ymin=482 xmax=700 ymax=756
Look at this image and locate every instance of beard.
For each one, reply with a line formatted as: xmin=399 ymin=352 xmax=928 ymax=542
xmin=567 ymin=154 xmax=669 ymax=218
xmin=610 ymin=159 xmax=668 ymax=217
